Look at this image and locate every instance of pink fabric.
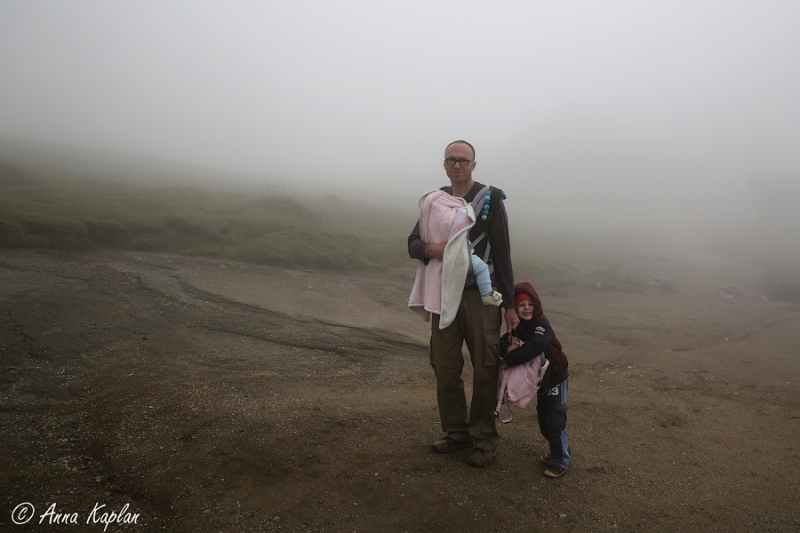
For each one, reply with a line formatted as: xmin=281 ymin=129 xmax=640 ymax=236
xmin=408 ymin=190 xmax=475 ymax=328
xmin=494 ymin=356 xmax=550 ymax=424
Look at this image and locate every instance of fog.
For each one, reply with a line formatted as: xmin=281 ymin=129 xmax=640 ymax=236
xmin=2 ymin=1 xmax=799 ymax=263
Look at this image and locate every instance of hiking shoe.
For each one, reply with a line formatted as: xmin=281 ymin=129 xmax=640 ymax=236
xmin=544 ymin=466 xmax=567 ymax=478
xmin=466 ymin=448 xmax=495 ymax=468
xmin=431 ymin=436 xmax=475 ymax=454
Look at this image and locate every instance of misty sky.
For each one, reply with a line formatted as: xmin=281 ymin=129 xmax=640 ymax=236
xmin=2 ymin=1 xmax=799 ymax=243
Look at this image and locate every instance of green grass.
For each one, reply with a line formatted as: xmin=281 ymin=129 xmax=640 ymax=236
xmin=0 ymin=160 xmax=695 ymax=293
xmin=0 ymin=162 xmax=649 ymax=288
xmin=0 ymin=165 xmax=408 ymax=270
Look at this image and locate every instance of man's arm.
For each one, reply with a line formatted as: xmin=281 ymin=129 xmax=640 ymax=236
xmin=488 ymin=201 xmax=514 ymax=304
xmin=408 ymin=221 xmax=446 ymax=261
xmin=408 ymin=221 xmax=426 ymax=260
xmin=488 ymin=201 xmax=518 ymax=331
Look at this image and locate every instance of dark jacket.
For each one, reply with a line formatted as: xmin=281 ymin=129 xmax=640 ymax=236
xmin=499 ymin=282 xmax=569 ymax=391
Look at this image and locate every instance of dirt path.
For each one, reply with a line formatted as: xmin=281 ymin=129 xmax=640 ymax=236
xmin=1 ymin=250 xmax=798 ymax=532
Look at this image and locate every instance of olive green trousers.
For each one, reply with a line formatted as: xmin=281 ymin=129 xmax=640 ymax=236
xmin=430 ymin=288 xmax=502 ymax=451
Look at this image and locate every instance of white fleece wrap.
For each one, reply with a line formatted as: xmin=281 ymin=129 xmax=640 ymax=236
xmin=408 ymin=189 xmax=475 ymax=329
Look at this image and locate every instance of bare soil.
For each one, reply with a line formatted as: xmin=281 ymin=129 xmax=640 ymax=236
xmin=1 ymin=249 xmax=798 ymax=532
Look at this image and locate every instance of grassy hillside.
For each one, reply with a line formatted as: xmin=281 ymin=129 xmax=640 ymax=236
xmin=5 ymin=155 xmax=795 ymax=301
xmin=0 ymin=159 xmax=668 ymax=290
xmin=0 ymin=162 xmax=410 ymax=270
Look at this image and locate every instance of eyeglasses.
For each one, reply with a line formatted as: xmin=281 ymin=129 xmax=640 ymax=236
xmin=444 ymin=158 xmax=473 ymax=166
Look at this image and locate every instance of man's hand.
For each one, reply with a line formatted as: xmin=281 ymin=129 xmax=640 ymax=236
xmin=424 ymin=241 xmax=446 ymax=261
xmin=504 ymin=307 xmax=519 ymax=333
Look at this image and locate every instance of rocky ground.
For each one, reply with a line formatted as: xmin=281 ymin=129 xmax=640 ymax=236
xmin=1 ymin=249 xmax=798 ymax=532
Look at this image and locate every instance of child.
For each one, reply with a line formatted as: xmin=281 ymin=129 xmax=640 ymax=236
xmin=500 ymin=282 xmax=570 ymax=478
xmin=409 ymin=189 xmax=502 ymax=331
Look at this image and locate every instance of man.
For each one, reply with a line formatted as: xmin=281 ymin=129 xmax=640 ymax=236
xmin=408 ymin=140 xmax=518 ymax=467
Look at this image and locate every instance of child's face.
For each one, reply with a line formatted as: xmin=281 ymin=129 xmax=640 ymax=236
xmin=516 ymin=300 xmax=535 ymax=321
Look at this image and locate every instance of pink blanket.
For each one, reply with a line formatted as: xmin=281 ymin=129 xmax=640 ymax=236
xmin=408 ymin=190 xmax=475 ymax=329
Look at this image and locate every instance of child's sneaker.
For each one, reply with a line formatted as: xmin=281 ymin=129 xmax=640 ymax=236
xmin=544 ymin=466 xmax=567 ymax=478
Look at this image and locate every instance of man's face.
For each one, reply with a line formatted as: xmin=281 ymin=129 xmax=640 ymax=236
xmin=443 ymin=142 xmax=476 ymax=186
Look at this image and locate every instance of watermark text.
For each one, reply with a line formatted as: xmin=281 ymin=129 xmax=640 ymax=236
xmin=11 ymin=502 xmax=140 ymax=531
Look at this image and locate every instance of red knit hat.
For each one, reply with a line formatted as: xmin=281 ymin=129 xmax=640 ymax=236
xmin=515 ymin=292 xmax=534 ymax=306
